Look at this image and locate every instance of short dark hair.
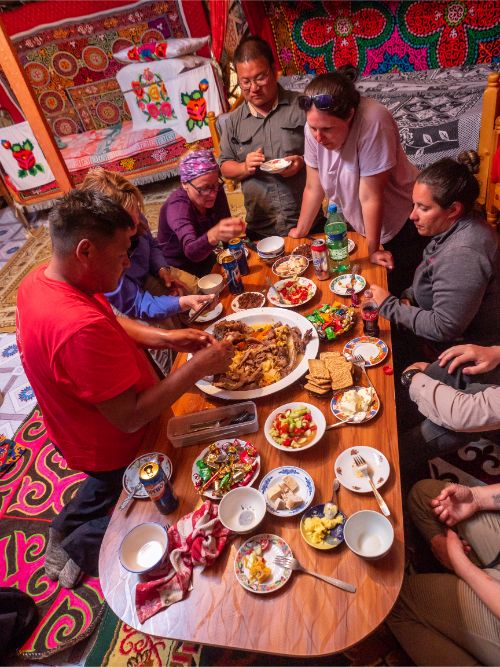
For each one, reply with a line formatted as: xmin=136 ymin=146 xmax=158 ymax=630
xmin=304 ymin=66 xmax=360 ymax=119
xmin=49 ymin=189 xmax=134 ymax=255
xmin=416 ymin=156 xmax=480 ymax=213
xmin=234 ymin=36 xmax=274 ymax=68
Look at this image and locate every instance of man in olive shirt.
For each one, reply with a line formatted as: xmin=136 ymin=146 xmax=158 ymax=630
xmin=219 ymin=36 xmax=317 ymax=238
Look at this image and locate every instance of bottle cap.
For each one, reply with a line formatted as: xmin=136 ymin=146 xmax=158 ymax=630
xmin=327 ymin=203 xmax=337 ymax=214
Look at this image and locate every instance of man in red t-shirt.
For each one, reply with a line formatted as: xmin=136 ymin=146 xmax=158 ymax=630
xmin=16 ymin=190 xmax=232 ymax=588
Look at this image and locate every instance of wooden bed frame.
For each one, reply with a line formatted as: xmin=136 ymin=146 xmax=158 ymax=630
xmin=477 ymin=72 xmax=500 ymax=227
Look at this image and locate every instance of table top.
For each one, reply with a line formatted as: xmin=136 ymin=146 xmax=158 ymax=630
xmin=99 ymin=234 xmax=404 ymax=658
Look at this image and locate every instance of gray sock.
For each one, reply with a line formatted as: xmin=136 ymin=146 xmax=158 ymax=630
xmin=59 ymin=558 xmax=83 ymax=589
xmin=44 ymin=528 xmax=69 ymax=580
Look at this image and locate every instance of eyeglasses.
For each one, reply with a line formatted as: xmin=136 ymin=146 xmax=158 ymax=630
xmin=188 ymin=178 xmax=224 ymax=197
xmin=298 ymin=94 xmax=338 ymax=112
xmin=239 ymin=69 xmax=271 ymax=91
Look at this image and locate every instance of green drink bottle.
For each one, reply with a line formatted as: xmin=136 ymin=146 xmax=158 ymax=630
xmin=325 ymin=203 xmax=351 ymax=276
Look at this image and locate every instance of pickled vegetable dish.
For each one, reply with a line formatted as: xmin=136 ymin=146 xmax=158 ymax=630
xmin=269 ymin=406 xmax=317 ymax=448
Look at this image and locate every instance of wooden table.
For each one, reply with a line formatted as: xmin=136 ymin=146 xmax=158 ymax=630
xmin=99 ymin=234 xmax=404 ymax=658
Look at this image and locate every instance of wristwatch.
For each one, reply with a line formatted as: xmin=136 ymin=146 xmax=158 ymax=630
xmin=400 ymin=368 xmax=421 ymax=388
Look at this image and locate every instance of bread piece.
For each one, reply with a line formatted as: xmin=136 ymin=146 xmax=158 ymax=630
xmin=272 ymin=497 xmax=286 ymax=511
xmin=267 ymin=483 xmax=283 ymax=502
xmin=282 ymin=475 xmax=299 ymax=493
xmin=307 ymin=359 xmax=330 ymax=380
xmin=304 ymin=382 xmax=331 ymax=395
xmin=305 ymin=374 xmax=330 ymax=386
xmin=285 ymin=494 xmax=303 ymax=510
xmin=329 ymin=365 xmax=353 ymax=391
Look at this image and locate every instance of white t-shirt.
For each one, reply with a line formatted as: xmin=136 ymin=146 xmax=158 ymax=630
xmin=304 ymin=97 xmax=418 ymax=244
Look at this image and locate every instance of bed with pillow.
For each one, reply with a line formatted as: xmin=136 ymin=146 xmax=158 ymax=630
xmin=0 ymin=0 xmax=224 ymax=211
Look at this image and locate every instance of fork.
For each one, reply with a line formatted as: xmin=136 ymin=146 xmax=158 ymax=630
xmin=274 ymin=555 xmax=356 ymax=593
xmin=353 ymin=455 xmax=390 ymax=517
xmin=353 ymin=354 xmax=376 ymax=392
xmin=265 ymin=276 xmax=286 ymax=305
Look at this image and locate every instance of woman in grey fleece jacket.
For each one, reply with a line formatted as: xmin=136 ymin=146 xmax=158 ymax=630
xmin=371 ymin=157 xmax=500 ymax=346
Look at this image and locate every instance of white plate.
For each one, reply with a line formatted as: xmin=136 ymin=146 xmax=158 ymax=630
xmin=122 ymin=452 xmax=172 ymax=499
xmin=193 ymin=308 xmax=319 ymax=400
xmin=264 ymin=402 xmax=326 ymax=452
xmin=267 ymin=277 xmax=317 ymax=308
xmin=231 ymin=291 xmax=266 ymax=312
xmin=188 ymin=302 xmax=223 ymax=323
xmin=348 ymin=238 xmax=355 ymax=254
xmin=330 ymin=274 xmax=366 ymax=295
xmin=260 ymin=158 xmax=291 ymax=174
xmin=258 ymin=466 xmax=315 ymax=517
xmin=335 ymin=445 xmax=390 ymax=493
xmin=343 ymin=336 xmax=389 ymax=367
xmin=234 ymin=533 xmax=293 ymax=594
xmin=191 ymin=438 xmax=261 ymax=500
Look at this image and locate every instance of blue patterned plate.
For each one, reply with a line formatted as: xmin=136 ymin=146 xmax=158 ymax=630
xmin=258 ymin=466 xmax=315 ymax=517
xmin=300 ymin=504 xmax=346 ymax=550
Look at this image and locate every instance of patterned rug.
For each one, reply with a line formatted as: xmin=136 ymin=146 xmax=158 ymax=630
xmin=0 ymin=407 xmax=104 ymax=661
xmin=265 ymin=0 xmax=500 ymax=76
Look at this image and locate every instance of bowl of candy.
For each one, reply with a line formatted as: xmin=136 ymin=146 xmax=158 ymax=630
xmin=305 ymin=303 xmax=355 ymax=341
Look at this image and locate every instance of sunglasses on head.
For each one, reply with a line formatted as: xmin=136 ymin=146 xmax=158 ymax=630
xmin=298 ymin=94 xmax=338 ymax=112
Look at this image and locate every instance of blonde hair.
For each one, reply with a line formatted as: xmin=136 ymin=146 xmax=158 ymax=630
xmin=81 ymin=168 xmax=144 ymax=214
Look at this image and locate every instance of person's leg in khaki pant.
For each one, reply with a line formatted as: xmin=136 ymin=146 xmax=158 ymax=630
xmin=387 ymin=480 xmax=500 ymax=666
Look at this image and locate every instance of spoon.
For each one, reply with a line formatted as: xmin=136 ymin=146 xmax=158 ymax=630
xmin=119 ymin=482 xmax=141 ymax=511
xmin=330 ymin=478 xmax=340 ymax=506
xmin=324 ymin=478 xmax=340 ymax=519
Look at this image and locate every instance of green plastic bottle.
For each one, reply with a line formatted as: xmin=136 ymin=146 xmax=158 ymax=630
xmin=325 ymin=203 xmax=350 ymax=276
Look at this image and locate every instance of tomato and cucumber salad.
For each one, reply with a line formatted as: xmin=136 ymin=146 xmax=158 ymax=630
xmin=277 ymin=279 xmax=314 ymax=305
xmin=269 ymin=406 xmax=317 ymax=448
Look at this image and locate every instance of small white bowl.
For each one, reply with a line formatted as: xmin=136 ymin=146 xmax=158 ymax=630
xmin=197 ymin=273 xmax=223 ymax=294
xmin=119 ymin=522 xmax=169 ymax=574
xmin=218 ymin=486 xmax=266 ymax=534
xmin=344 ymin=510 xmax=394 ymax=560
xmin=264 ymin=402 xmax=326 ymax=452
xmin=256 ymin=236 xmax=285 ymax=256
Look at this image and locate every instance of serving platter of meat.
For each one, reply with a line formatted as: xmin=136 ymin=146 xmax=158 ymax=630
xmin=191 ymin=308 xmax=319 ymax=400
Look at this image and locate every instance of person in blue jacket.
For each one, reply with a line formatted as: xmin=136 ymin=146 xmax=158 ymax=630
xmin=81 ymin=169 xmax=213 ymax=324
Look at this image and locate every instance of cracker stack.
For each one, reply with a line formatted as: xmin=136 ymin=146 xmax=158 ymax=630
xmin=305 ymin=353 xmax=353 ymax=394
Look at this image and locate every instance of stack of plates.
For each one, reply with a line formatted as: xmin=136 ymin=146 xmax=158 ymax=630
xmin=256 ymin=236 xmax=285 ymax=263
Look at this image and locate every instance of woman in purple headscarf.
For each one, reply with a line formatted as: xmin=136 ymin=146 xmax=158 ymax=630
xmin=157 ymin=149 xmax=246 ymax=277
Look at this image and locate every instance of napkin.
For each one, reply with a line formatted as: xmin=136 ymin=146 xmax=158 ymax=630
xmin=135 ymin=500 xmax=230 ymax=622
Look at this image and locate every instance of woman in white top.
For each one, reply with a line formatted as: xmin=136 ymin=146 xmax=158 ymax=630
xmin=290 ymin=67 xmax=427 ymax=294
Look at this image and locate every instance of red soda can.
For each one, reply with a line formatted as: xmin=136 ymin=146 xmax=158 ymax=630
xmin=310 ymin=239 xmax=329 ymax=280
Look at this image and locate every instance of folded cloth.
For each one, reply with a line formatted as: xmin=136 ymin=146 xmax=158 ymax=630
xmin=135 ymin=500 xmax=229 ymax=622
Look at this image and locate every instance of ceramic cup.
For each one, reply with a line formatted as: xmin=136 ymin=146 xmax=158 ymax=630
xmin=344 ymin=510 xmax=394 ymax=559
xmin=197 ymin=273 xmax=224 ymax=294
xmin=119 ymin=521 xmax=169 ymax=574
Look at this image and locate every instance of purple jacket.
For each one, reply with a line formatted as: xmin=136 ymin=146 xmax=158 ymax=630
xmin=157 ymin=186 xmax=231 ymax=277
xmin=105 ymin=219 xmax=181 ymax=320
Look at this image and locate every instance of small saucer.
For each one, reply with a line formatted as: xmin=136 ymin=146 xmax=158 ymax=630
xmin=188 ymin=302 xmax=223 ymax=323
